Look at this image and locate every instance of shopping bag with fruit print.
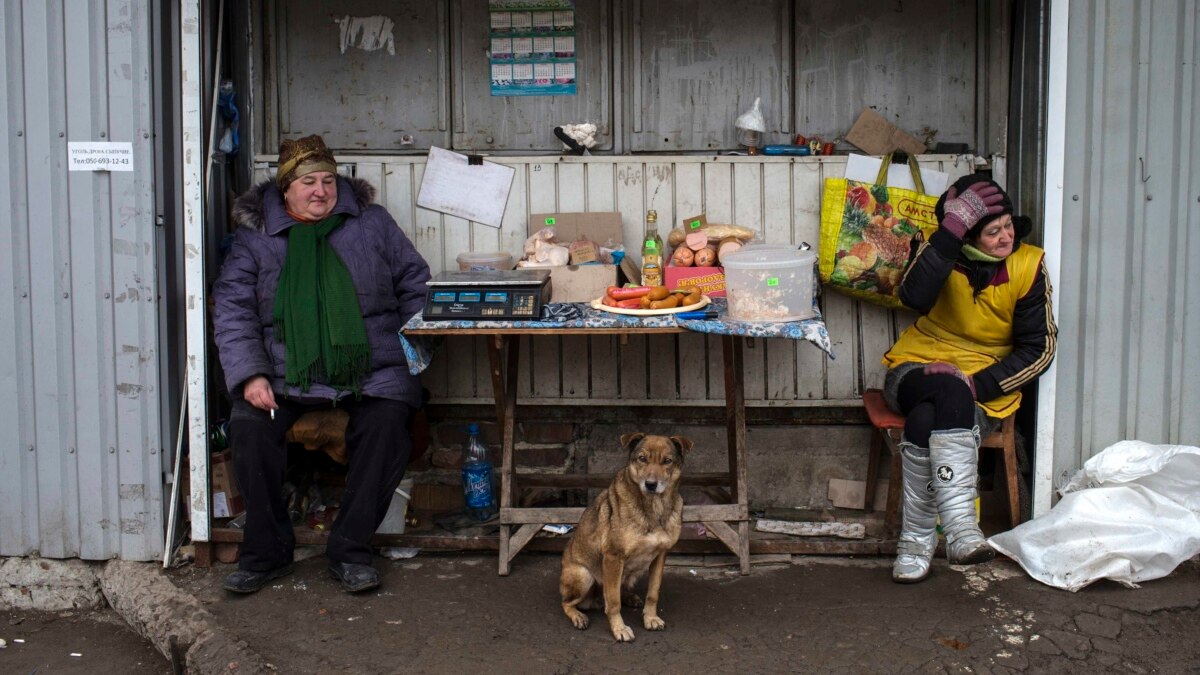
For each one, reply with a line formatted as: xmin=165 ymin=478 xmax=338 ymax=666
xmin=818 ymin=153 xmax=940 ymax=309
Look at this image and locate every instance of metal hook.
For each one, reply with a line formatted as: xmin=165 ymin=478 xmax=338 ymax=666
xmin=1139 ymin=157 xmax=1151 ymax=183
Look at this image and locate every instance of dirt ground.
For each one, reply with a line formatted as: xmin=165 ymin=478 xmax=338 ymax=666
xmin=0 ymin=608 xmax=167 ymax=674
xmin=169 ymin=551 xmax=1200 ymax=674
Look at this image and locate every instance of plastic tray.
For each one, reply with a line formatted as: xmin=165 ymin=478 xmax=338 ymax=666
xmin=589 ymin=294 xmax=711 ymax=316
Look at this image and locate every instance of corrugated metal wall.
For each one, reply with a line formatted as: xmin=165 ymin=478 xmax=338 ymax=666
xmin=0 ymin=0 xmax=163 ymax=560
xmin=251 ymin=154 xmax=974 ymax=405
xmin=1055 ymin=0 xmax=1200 ymax=475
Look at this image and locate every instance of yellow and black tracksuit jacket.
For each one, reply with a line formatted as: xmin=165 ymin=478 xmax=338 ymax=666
xmin=882 ymin=228 xmax=1057 ymax=419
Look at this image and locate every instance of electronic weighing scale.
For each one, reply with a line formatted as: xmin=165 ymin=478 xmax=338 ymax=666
xmin=422 ymin=269 xmax=552 ymax=320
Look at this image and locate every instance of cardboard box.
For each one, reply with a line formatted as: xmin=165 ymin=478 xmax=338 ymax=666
xmin=665 ymin=262 xmax=726 ymax=297
xmin=210 ymin=449 xmax=244 ymax=518
xmin=529 ymin=212 xmax=624 ymax=302
xmin=844 ymin=108 xmax=927 ymax=157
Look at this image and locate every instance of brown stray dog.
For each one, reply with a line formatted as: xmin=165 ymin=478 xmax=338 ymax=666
xmin=560 ymin=432 xmax=692 ymax=642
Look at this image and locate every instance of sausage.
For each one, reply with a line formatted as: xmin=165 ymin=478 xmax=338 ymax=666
xmin=616 ymin=298 xmax=644 ymax=309
xmin=648 ymin=296 xmax=680 ymax=310
xmin=682 ymin=290 xmax=703 ymax=306
xmin=607 ymin=286 xmax=652 ymax=299
xmin=601 ymin=295 xmax=619 ymax=307
xmin=646 ymin=286 xmax=670 ymax=301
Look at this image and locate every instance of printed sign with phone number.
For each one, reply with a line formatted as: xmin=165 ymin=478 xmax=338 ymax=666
xmin=68 ymin=142 xmax=134 ymax=172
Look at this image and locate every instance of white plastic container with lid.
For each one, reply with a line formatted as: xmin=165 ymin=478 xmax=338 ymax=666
xmin=456 ymin=251 xmax=514 ymax=272
xmin=721 ymin=246 xmax=817 ymax=322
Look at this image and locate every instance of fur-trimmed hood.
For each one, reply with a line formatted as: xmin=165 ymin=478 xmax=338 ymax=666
xmin=232 ymin=176 xmax=377 ymax=234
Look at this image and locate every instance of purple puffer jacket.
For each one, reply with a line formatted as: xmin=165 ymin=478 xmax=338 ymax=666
xmin=212 ymin=177 xmax=431 ymax=407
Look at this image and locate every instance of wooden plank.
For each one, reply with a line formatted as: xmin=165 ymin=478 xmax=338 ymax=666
xmin=763 ymin=162 xmax=796 ymax=401
xmin=444 ymin=335 xmax=477 ymax=398
xmin=794 ymin=160 xmax=829 ymax=397
xmin=527 ymin=162 xmax=561 ymax=399
xmin=505 ymin=524 xmax=543 ymax=563
xmin=755 ymin=519 xmax=866 ymax=539
xmin=645 ymin=162 xmax=679 ymax=400
xmin=701 ymin=520 xmax=742 ymax=559
xmin=673 ymin=162 xmax=709 ymax=400
xmin=702 ymin=161 xmax=734 ymax=223
xmin=823 ymin=293 xmax=858 ymax=399
xmin=411 ymin=163 xmax=444 ymax=274
xmin=681 ymin=503 xmax=747 ymax=522
xmin=382 ymin=162 xmax=416 ymax=239
xmin=857 ymin=302 xmax=894 ymax=392
xmin=618 ymin=335 xmax=648 ymax=401
xmin=515 ymin=472 xmax=734 ymax=488
xmin=584 ymin=163 xmax=620 ymax=399
xmin=732 ymin=162 xmax=764 ymax=235
xmin=556 ymin=163 xmax=590 ymax=398
xmin=501 ymin=506 xmax=585 ymax=524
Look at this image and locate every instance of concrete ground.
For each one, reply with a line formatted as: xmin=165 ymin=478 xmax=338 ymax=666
xmin=4 ymin=550 xmax=1196 ymax=673
xmin=167 ymin=551 xmax=1200 ymax=674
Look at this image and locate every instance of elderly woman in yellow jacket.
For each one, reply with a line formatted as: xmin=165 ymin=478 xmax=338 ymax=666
xmin=882 ymin=173 xmax=1057 ymax=584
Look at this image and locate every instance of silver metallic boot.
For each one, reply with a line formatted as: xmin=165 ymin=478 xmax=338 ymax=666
xmin=892 ymin=439 xmax=938 ymax=583
xmin=929 ymin=428 xmax=995 ymax=565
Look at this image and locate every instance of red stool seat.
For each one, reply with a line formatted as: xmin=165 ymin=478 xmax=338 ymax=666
xmin=862 ymin=388 xmax=1022 ymax=533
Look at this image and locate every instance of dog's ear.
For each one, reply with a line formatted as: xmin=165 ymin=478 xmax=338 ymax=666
xmin=669 ymin=436 xmax=693 ymax=455
xmin=619 ymin=432 xmax=646 ymax=452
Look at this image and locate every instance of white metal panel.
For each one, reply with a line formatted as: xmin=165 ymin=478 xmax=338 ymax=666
xmin=184 ymin=0 xmax=211 ymax=544
xmin=1056 ymin=0 xmax=1200 ymax=479
xmin=0 ymin=0 xmax=163 ymax=560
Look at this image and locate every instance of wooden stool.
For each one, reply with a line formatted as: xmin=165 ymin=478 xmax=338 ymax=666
xmin=862 ymin=389 xmax=1021 ymax=535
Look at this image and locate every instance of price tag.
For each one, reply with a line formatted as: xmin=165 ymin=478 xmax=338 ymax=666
xmin=766 ymin=277 xmax=779 ymax=287
xmin=544 ymin=217 xmax=556 ymax=225
xmin=689 ymin=219 xmax=702 ymax=230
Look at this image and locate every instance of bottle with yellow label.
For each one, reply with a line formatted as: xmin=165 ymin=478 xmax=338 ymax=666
xmin=640 ymin=210 xmax=664 ymax=287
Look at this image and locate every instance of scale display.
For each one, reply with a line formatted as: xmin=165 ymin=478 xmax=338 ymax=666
xmin=422 ymin=269 xmax=551 ymax=321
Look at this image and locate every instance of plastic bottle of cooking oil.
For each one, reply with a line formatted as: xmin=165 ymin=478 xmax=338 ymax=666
xmin=640 ymin=210 xmax=664 ymax=287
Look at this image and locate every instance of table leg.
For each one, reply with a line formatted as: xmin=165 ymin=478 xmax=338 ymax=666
xmin=722 ymin=335 xmax=751 ymax=575
xmin=491 ymin=335 xmax=521 ymax=576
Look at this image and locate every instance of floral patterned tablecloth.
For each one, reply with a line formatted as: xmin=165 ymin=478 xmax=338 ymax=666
xmin=397 ymin=298 xmax=833 ymax=376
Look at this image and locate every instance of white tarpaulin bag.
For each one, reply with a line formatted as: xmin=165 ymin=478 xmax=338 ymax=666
xmin=988 ymin=440 xmax=1200 ymax=592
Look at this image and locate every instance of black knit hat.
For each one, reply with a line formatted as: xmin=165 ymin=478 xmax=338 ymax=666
xmin=935 ymin=173 xmax=1031 ymax=240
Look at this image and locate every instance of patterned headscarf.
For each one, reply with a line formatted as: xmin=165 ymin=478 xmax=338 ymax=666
xmin=276 ymin=134 xmax=337 ymax=191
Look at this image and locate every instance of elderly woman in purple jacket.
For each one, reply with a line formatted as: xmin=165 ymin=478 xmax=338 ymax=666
xmin=213 ymin=135 xmax=431 ymax=594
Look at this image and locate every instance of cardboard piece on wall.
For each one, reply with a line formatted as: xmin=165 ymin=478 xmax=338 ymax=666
xmin=844 ymin=108 xmax=928 ymax=157
xmin=211 ymin=449 xmax=244 ymax=518
xmin=827 ymin=478 xmax=890 ymax=510
xmin=530 ymin=212 xmax=624 ymax=247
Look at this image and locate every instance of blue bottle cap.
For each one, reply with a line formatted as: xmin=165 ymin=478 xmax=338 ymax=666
xmin=467 ymin=423 xmax=479 ymax=434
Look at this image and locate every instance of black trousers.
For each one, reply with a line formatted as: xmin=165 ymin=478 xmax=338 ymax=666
xmin=228 ymin=395 xmax=412 ymax=571
xmin=895 ymin=370 xmax=976 ymax=448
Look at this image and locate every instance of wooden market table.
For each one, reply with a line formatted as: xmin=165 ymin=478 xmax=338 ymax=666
xmin=402 ymin=323 xmax=754 ymax=576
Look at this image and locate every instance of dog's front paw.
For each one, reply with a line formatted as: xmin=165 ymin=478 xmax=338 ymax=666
xmin=611 ymin=624 xmax=635 ymax=642
xmin=644 ymin=614 xmax=666 ymax=631
xmin=565 ymin=609 xmax=589 ymax=630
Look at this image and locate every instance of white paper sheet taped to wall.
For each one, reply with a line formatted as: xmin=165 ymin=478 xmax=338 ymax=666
xmin=416 ymin=147 xmax=515 ymax=228
xmin=335 ymin=15 xmax=396 ymax=55
xmin=989 ymin=441 xmax=1200 ymax=592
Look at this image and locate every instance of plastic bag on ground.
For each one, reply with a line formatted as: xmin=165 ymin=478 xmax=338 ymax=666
xmin=988 ymin=440 xmax=1200 ymax=592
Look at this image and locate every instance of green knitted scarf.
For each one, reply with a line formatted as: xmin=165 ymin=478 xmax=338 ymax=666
xmin=962 ymin=242 xmax=1005 ymax=263
xmin=273 ymin=213 xmax=370 ymax=394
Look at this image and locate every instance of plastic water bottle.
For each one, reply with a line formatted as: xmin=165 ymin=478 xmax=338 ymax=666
xmin=461 ymin=424 xmax=497 ymax=521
